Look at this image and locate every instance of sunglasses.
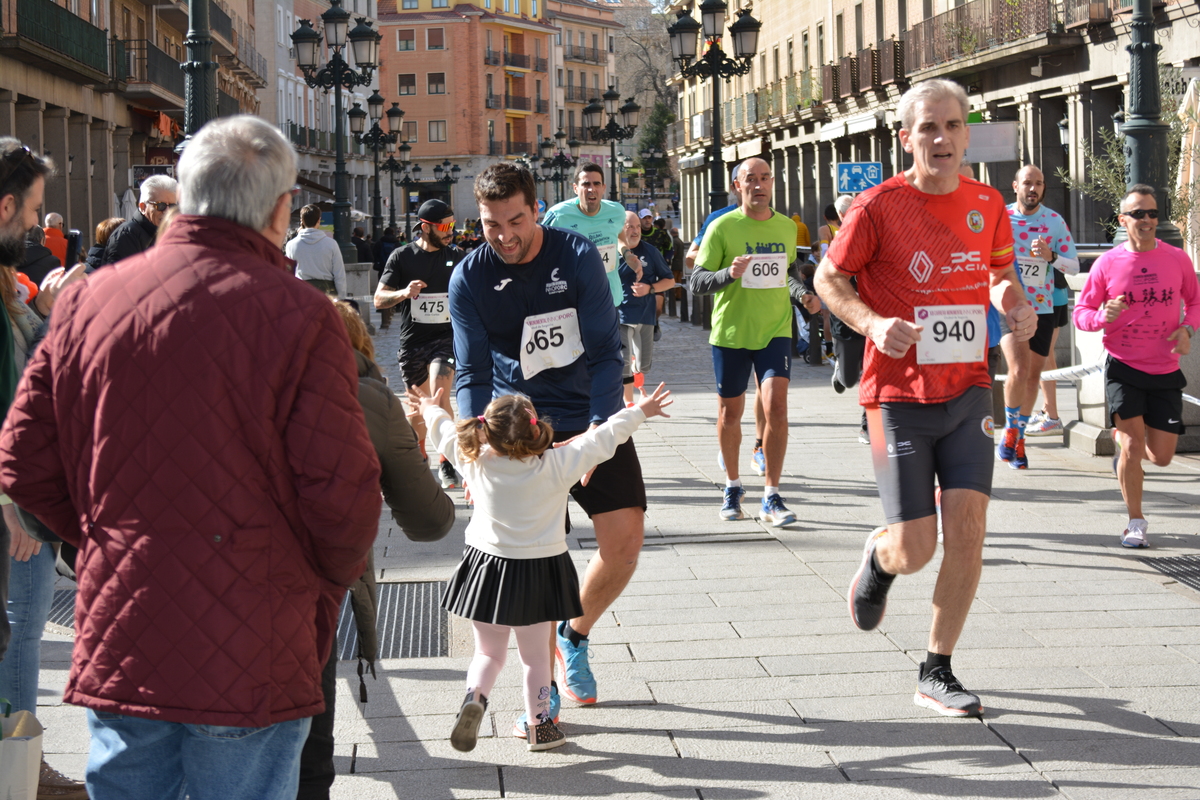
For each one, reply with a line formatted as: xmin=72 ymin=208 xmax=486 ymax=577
xmin=421 ymin=219 xmax=455 ymax=233
xmin=0 ymin=145 xmax=34 ymax=190
xmin=145 ymin=201 xmax=177 ymax=212
xmin=1122 ymin=208 xmax=1159 ymax=220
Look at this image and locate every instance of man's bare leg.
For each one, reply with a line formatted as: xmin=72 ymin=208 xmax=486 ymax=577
xmin=570 ymin=507 xmax=644 ymax=636
xmin=1039 ymin=327 xmax=1062 ymax=420
xmin=758 ymin=376 xmax=789 ymax=486
xmin=999 ymin=333 xmax=1030 ymax=413
xmin=717 ymin=394 xmax=747 ymax=481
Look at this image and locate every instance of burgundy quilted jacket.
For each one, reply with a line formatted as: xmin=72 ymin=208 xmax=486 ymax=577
xmin=0 ymin=215 xmax=383 ymax=727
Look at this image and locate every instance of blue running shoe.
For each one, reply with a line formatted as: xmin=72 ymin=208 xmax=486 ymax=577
xmin=759 ymin=494 xmax=796 ymax=527
xmin=512 ymin=681 xmax=560 ymax=737
xmin=555 ymin=623 xmax=597 ymax=704
xmin=720 ymin=485 xmax=746 ymax=520
xmin=751 ymin=446 xmax=766 ymax=476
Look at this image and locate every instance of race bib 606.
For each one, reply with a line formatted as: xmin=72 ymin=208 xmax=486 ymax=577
xmin=740 ymin=252 xmax=787 ymax=289
xmin=520 ymin=308 xmax=584 ymax=379
xmin=914 ymin=305 xmax=986 ymax=365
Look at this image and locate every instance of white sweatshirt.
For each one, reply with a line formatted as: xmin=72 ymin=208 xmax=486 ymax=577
xmin=424 ymin=405 xmax=646 ymax=559
xmin=285 ymin=227 xmax=347 ymax=297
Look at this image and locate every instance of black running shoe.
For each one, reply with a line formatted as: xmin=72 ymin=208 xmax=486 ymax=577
xmin=913 ymin=663 xmax=983 ymax=717
xmin=848 ymin=527 xmax=891 ymax=631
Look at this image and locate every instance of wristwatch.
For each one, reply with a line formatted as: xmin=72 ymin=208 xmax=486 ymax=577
xmin=1048 ymin=251 xmax=1057 ymax=264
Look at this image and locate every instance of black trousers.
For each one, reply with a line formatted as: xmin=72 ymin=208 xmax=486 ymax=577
xmin=296 ymin=636 xmax=338 ymax=800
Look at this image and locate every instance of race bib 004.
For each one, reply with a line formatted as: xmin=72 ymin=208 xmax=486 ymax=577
xmin=740 ymin=252 xmax=787 ymax=289
xmin=597 ymin=244 xmax=618 ymax=274
xmin=411 ymin=292 xmax=449 ymax=324
xmin=914 ymin=305 xmax=986 ymax=365
xmin=520 ymin=308 xmax=584 ymax=379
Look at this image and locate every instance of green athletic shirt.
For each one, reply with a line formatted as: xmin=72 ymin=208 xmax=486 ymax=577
xmin=697 ymin=209 xmax=797 ymax=350
xmin=542 ymin=197 xmax=626 ymax=306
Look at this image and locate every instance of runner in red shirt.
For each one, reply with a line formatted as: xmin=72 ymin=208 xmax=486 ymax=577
xmin=816 ymin=79 xmax=1034 ymax=718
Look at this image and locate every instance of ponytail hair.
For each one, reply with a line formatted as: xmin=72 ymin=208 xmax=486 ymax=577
xmin=455 ymin=394 xmax=554 ymax=462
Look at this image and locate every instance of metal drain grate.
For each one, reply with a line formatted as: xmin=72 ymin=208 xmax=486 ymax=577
xmin=47 ymin=582 xmax=449 ymax=661
xmin=336 ymin=581 xmax=449 ymax=660
xmin=1140 ymin=555 xmax=1200 ymax=594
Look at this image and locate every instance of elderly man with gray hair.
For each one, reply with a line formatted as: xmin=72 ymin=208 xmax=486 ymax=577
xmin=100 ymin=173 xmax=178 ymax=266
xmin=0 ymin=116 xmax=382 ymax=800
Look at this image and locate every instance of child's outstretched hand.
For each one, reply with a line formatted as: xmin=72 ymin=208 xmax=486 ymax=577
xmin=405 ymin=385 xmax=444 ymax=417
xmin=637 ymin=382 xmax=673 ymax=419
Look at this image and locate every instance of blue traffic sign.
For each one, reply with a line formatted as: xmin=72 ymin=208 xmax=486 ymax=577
xmin=537 ymin=198 xmax=546 ymax=214
xmin=836 ymin=162 xmax=883 ymax=193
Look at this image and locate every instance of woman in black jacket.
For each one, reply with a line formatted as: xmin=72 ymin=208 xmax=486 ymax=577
xmin=296 ymin=300 xmax=456 ymax=800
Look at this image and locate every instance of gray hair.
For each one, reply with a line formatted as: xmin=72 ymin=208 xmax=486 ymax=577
xmin=177 ymin=116 xmax=296 ymax=232
xmin=834 ymin=194 xmax=854 ymax=216
xmin=139 ymin=174 xmax=178 ymax=203
xmin=897 ymin=79 xmax=970 ymax=132
xmin=44 ymin=212 xmax=63 ymax=228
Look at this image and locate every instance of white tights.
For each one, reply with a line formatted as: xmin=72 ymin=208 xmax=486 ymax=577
xmin=466 ymin=621 xmax=554 ymax=728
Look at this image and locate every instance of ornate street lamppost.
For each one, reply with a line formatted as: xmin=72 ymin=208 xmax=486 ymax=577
xmin=176 ymin=0 xmax=219 ymax=153
xmin=392 ymin=142 xmax=424 ymax=239
xmin=639 ymin=147 xmax=665 ymax=210
xmin=292 ymin=0 xmax=381 ymax=260
xmin=380 ymin=139 xmax=407 ymax=229
xmin=432 ymin=158 xmax=462 ymax=192
xmin=667 ymin=0 xmax=760 ymax=214
xmin=1113 ymin=0 xmax=1182 ymax=247
xmin=544 ymin=129 xmax=581 ymax=203
xmin=351 ymin=94 xmax=403 ymax=239
xmin=584 ymin=87 xmax=640 ymax=201
xmin=607 ymin=155 xmax=634 ymax=203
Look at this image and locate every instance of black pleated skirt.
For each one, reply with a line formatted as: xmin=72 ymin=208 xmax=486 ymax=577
xmin=442 ymin=545 xmax=583 ymax=627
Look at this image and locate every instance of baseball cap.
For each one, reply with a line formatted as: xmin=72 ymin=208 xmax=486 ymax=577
xmin=638 ymin=209 xmax=653 ymax=219
xmin=418 ymin=199 xmax=453 ymax=222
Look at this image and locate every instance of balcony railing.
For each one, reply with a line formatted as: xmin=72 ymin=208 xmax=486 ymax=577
xmin=567 ymin=125 xmax=591 ymax=142
xmin=504 ymin=50 xmax=530 ymax=68
xmin=505 ymin=93 xmax=531 ymax=111
xmin=666 ymin=118 xmax=686 ymax=149
xmin=821 ymin=63 xmax=839 ymax=103
xmin=857 ymin=47 xmax=878 ymax=92
xmin=488 ymin=141 xmax=503 ymax=156
xmin=533 ymin=56 xmax=548 ymax=72
xmin=484 ymin=48 xmax=502 ymax=65
xmin=507 ymin=140 xmax=532 ymax=155
xmin=485 ymin=94 xmax=502 ymax=109
xmin=535 ymin=98 xmax=549 ymax=114
xmin=5 ymin=0 xmax=111 ymax=78
xmin=906 ymin=0 xmax=1053 ymax=73
xmin=839 ymin=55 xmax=859 ymax=98
xmin=565 ymin=85 xmax=589 ymax=103
xmin=879 ymin=38 xmax=905 ymax=84
xmin=564 ymin=44 xmax=602 ymax=64
xmin=120 ymin=39 xmax=185 ymax=98
xmin=1064 ymin=0 xmax=1112 ymax=27
xmin=210 ymin=0 xmax=233 ymax=43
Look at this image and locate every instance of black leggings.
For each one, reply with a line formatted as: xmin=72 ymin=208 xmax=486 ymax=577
xmin=296 ymin=637 xmax=338 ymax=800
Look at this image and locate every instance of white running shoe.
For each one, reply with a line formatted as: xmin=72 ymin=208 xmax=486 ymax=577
xmin=1120 ymin=519 xmax=1149 ymax=549
xmin=1026 ymin=415 xmax=1064 ymax=436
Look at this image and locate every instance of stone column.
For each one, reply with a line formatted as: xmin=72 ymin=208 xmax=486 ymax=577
xmin=801 ymin=142 xmax=818 ymax=234
xmin=43 ymin=108 xmax=71 ymax=225
xmin=112 ymin=127 xmax=133 ymax=202
xmin=91 ymin=120 xmax=116 ymax=225
xmin=817 ymin=140 xmax=833 ymax=211
xmin=0 ymin=91 xmax=16 ymax=138
xmin=69 ymin=113 xmax=94 ymax=239
xmin=786 ymin=146 xmax=800 ymax=214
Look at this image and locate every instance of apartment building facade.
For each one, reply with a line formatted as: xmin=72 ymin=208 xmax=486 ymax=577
xmin=667 ymin=0 xmax=1200 ymax=244
xmin=0 ymin=0 xmax=270 ymax=240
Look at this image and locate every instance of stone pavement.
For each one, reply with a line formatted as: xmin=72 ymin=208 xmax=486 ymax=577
xmin=33 ymin=312 xmax=1200 ymax=799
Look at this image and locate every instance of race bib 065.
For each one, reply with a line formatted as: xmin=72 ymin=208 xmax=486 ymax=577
xmin=519 ymin=308 xmax=584 ymax=379
xmin=914 ymin=305 xmax=986 ymax=365
xmin=740 ymin=252 xmax=787 ymax=289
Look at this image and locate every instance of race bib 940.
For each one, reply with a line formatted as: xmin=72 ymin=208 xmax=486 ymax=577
xmin=914 ymin=305 xmax=986 ymax=365
xmin=520 ymin=308 xmax=584 ymax=379
xmin=740 ymin=253 xmax=787 ymax=289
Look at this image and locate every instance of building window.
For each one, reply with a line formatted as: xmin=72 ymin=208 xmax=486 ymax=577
xmin=787 ymin=38 xmax=794 ymax=75
xmin=402 ymin=0 xmax=416 ymax=8
xmin=566 ymin=69 xmax=573 ymax=88
xmin=802 ymin=31 xmax=810 ymax=70
xmin=532 ymin=0 xmax=537 ymax=15
xmin=398 ymin=73 xmax=416 ymax=95
xmin=486 ymin=73 xmax=494 ymax=97
xmin=772 ymin=46 xmax=779 ymax=82
xmin=535 ymin=79 xmax=542 ymax=100
xmin=609 ymin=35 xmax=614 ymax=53
xmin=555 ymin=31 xmax=561 ymax=45
xmin=429 ymin=120 xmax=447 ymax=142
xmin=556 ymin=68 xmax=563 ymax=87
xmin=427 ymin=28 xmax=444 ymax=49
xmin=591 ymin=33 xmax=597 ymax=51
xmin=503 ymin=0 xmax=510 ymax=11
xmin=403 ymin=120 xmax=418 ymax=143
xmin=835 ymin=13 xmax=844 ymax=58
xmin=816 ymin=24 xmax=824 ymax=65
xmin=514 ymin=0 xmax=520 ymax=13
xmin=398 ymin=29 xmax=414 ymax=51
xmin=428 ymin=72 xmax=446 ymax=93
xmin=558 ymin=109 xmax=564 ymax=129
xmin=433 ymin=0 xmax=448 ymax=6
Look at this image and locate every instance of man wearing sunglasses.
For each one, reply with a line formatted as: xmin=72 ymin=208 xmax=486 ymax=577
xmin=374 ymin=199 xmax=466 ymax=489
xmin=101 ymin=174 xmax=177 ymax=266
xmin=1074 ymin=184 xmax=1200 ymax=549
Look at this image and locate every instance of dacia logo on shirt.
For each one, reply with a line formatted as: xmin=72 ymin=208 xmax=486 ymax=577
xmin=941 ymin=251 xmax=986 ymax=274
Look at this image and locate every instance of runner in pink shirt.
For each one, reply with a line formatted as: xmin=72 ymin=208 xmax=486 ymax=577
xmin=1073 ymin=184 xmax=1200 ymax=548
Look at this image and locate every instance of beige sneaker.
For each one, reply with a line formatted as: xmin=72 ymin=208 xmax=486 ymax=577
xmin=38 ymin=759 xmax=89 ymax=800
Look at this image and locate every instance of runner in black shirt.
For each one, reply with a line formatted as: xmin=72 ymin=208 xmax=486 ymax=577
xmin=374 ymin=199 xmax=466 ymax=488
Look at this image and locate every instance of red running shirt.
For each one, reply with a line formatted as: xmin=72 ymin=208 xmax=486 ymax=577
xmin=827 ymin=173 xmax=1015 ymax=405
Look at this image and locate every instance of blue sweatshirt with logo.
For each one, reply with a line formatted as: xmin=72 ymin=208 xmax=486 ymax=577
xmin=450 ymin=226 xmax=624 ymax=430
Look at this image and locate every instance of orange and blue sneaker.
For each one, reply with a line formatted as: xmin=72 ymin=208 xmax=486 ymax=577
xmin=1009 ymin=438 xmax=1028 ymax=470
xmin=996 ymin=426 xmax=1018 ymax=463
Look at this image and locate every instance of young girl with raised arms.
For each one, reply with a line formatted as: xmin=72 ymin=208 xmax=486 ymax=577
xmin=409 ymin=383 xmax=673 ymax=752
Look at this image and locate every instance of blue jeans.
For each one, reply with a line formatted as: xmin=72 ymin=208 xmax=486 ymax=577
xmin=0 ymin=543 xmax=56 ymax=712
xmin=86 ymin=710 xmax=312 ymax=800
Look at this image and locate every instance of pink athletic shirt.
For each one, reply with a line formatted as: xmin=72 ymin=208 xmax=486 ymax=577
xmin=1073 ymin=241 xmax=1200 ymax=374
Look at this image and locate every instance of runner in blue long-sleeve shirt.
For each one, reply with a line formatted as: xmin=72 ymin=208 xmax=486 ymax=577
xmin=450 ymin=163 xmax=647 ymax=731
